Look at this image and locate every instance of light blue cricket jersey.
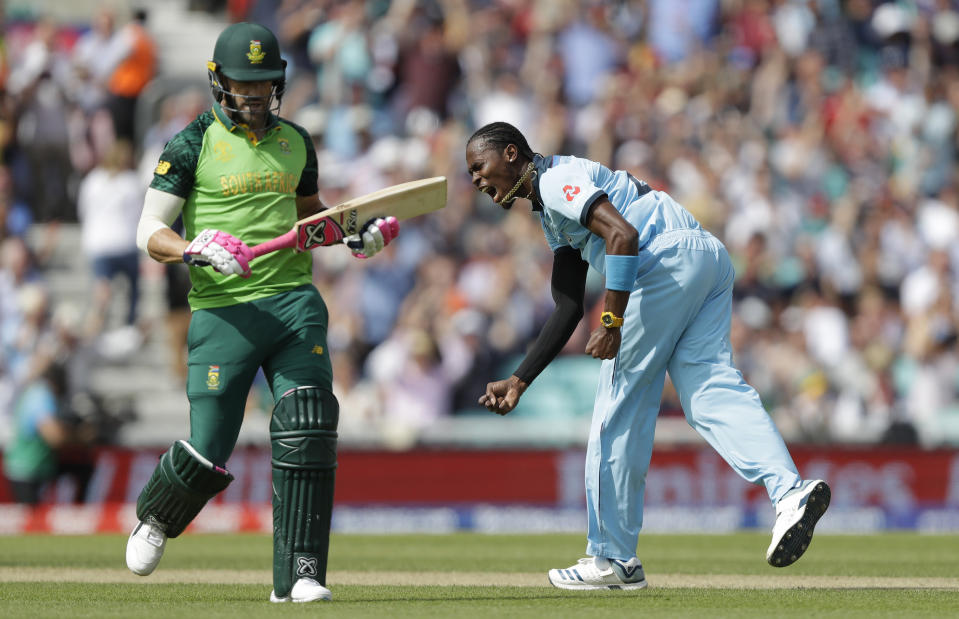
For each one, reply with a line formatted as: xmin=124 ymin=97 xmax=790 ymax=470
xmin=531 ymin=154 xmax=700 ymax=274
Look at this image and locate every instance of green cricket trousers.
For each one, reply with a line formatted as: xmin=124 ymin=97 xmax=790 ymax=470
xmin=184 ymin=284 xmax=334 ymax=466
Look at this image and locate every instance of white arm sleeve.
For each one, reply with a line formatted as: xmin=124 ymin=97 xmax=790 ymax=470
xmin=136 ymin=188 xmax=186 ymax=252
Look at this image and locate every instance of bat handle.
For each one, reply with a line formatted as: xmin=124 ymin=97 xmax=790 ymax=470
xmin=251 ymin=230 xmax=298 ymax=259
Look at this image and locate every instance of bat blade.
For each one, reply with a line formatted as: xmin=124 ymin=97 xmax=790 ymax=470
xmin=251 ymin=176 xmax=447 ymax=259
xmin=312 ymin=176 xmax=448 ymax=238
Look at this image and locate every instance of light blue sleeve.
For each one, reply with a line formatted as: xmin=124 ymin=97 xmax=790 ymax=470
xmin=540 ymin=163 xmax=606 ymax=226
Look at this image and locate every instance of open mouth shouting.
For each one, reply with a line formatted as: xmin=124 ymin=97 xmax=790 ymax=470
xmin=479 ymin=184 xmax=498 ymax=202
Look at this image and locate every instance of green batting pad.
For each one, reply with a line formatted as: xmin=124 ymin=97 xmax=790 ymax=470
xmin=136 ymin=440 xmax=234 ymax=538
xmin=270 ymin=387 xmax=338 ymax=598
xmin=270 ymin=386 xmax=338 ymax=470
xmin=272 ymin=467 xmax=336 ymax=596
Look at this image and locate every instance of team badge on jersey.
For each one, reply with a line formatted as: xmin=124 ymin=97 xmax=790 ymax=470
xmin=214 ymin=141 xmax=234 ymax=162
xmin=247 ymin=40 xmax=265 ymax=64
xmin=206 ymin=365 xmax=221 ymax=390
xmin=278 ymin=138 xmax=291 ymax=154
xmin=155 ymin=161 xmax=171 ymax=175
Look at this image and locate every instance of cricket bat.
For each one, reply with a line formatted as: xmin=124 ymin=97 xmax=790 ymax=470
xmin=250 ymin=176 xmax=447 ymax=259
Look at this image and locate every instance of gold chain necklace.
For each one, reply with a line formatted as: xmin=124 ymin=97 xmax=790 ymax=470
xmin=501 ymin=162 xmax=535 ymax=203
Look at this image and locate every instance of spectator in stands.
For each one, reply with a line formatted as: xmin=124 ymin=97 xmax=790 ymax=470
xmin=69 ymin=6 xmax=118 ymax=173
xmin=7 ymin=18 xmax=74 ymax=222
xmin=329 ymin=347 xmax=382 ymax=439
xmin=0 ymin=237 xmax=37 ymax=430
xmin=0 ymin=166 xmax=33 ymax=239
xmin=389 ymin=4 xmax=464 ymax=123
xmin=9 ymin=1 xmax=959 ymax=448
xmin=75 ymin=138 xmax=144 ymax=349
xmin=274 ymin=0 xmax=327 ymax=94
xmin=2 ymin=360 xmax=94 ymax=504
xmin=366 ymin=324 xmax=467 ymax=447
xmin=648 ymin=0 xmax=719 ymax=65
xmin=0 ymin=239 xmax=42 ymax=369
xmin=556 ymin=3 xmax=623 ymax=109
xmin=70 ymin=7 xmax=116 ymax=113
xmin=308 ymin=1 xmax=370 ymax=108
xmin=103 ymin=9 xmax=156 ymax=143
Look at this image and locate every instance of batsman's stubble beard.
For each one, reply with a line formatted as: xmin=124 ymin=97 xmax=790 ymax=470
xmin=230 ymin=101 xmax=267 ymax=130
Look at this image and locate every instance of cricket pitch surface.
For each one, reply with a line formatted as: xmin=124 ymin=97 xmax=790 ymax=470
xmin=3 ymin=567 xmax=958 ymax=590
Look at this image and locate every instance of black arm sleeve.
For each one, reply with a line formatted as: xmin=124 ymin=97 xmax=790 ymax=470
xmin=288 ymin=120 xmax=319 ymax=197
xmin=514 ymin=246 xmax=589 ymax=384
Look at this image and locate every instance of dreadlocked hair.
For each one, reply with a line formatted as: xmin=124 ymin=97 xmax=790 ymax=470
xmin=468 ymin=122 xmax=538 ymax=161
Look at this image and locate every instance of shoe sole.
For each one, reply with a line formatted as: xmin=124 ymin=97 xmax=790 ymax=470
xmin=269 ymin=594 xmax=331 ymax=603
xmin=269 ymin=590 xmax=332 ymax=603
xmin=767 ymin=481 xmax=831 ymax=567
xmin=293 ymin=595 xmax=332 ymax=602
xmin=548 ymin=575 xmax=648 ymax=590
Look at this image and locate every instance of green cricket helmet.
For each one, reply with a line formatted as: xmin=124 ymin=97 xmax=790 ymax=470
xmin=207 ymin=22 xmax=287 ymax=122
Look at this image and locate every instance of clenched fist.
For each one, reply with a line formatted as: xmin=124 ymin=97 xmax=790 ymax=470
xmin=478 ymin=375 xmax=529 ymax=415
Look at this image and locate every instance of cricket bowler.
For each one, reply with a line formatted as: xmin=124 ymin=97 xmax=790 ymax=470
xmin=126 ymin=22 xmax=398 ymax=603
xmin=466 ymin=121 xmax=831 ymax=590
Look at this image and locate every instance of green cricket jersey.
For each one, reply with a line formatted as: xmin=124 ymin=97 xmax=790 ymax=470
xmin=150 ymin=104 xmax=319 ymax=310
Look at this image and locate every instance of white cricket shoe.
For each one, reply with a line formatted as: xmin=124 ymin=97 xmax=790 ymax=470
xmin=548 ymin=556 xmax=647 ymax=590
xmin=766 ymin=479 xmax=831 ymax=567
xmin=269 ymin=577 xmax=332 ymax=603
xmin=125 ymin=520 xmax=167 ymax=576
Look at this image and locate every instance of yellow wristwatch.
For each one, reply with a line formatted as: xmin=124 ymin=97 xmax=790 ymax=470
xmin=600 ymin=311 xmax=624 ymax=329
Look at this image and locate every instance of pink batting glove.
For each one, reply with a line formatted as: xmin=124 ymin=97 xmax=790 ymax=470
xmin=345 ymin=216 xmax=400 ymax=259
xmin=183 ymin=229 xmax=254 ymax=278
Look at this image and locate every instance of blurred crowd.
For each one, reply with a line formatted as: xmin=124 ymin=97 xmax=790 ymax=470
xmin=3 ymin=0 xmax=959 ymax=483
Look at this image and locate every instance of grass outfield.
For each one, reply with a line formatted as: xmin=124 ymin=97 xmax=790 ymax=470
xmin=1 ymin=532 xmax=958 ymax=617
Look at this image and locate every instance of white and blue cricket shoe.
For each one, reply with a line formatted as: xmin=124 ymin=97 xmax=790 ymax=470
xmin=548 ymin=556 xmax=647 ymax=590
xmin=766 ymin=479 xmax=831 ymax=567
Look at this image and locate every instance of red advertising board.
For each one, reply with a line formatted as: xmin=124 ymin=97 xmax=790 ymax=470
xmin=1 ymin=446 xmax=957 ymax=533
xmin=2 ymin=445 xmax=957 ymax=507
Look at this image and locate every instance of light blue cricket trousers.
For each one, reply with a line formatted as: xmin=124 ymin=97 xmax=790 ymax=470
xmin=584 ymin=228 xmax=802 ymax=561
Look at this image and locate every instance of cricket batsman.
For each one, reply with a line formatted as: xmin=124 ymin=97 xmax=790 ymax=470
xmin=466 ymin=122 xmax=830 ymax=590
xmin=125 ymin=22 xmax=399 ymax=603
